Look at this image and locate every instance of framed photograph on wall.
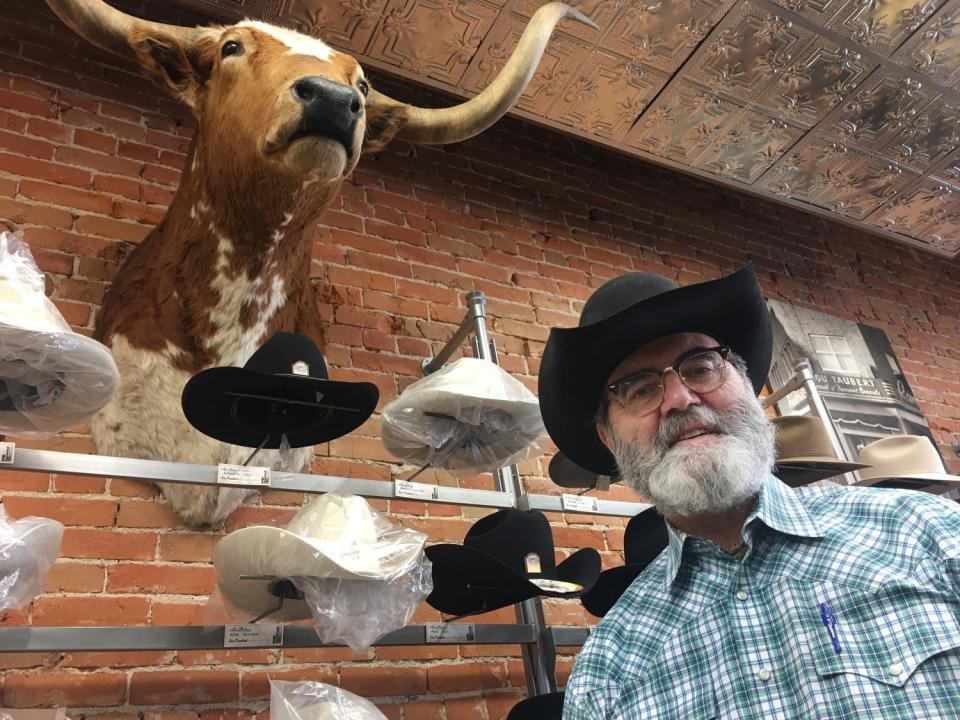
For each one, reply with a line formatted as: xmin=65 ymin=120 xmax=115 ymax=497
xmin=767 ymin=300 xmax=939 ymax=464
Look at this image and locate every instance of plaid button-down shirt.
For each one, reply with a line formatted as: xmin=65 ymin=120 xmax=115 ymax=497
xmin=564 ymin=475 xmax=960 ymax=719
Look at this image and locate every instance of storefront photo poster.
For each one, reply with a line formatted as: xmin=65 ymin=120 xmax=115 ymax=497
xmin=767 ymin=299 xmax=939 ymax=464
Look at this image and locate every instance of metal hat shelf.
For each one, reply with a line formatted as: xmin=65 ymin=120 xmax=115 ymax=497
xmin=0 ymin=293 xmax=832 ymax=702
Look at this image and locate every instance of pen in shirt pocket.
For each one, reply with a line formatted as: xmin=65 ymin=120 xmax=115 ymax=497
xmin=819 ymin=602 xmax=842 ymax=655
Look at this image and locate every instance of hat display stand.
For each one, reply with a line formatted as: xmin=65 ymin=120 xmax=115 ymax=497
xmin=0 ymin=289 xmax=652 ymax=713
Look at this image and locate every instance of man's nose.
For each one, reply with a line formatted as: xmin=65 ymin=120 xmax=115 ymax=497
xmin=659 ymin=370 xmax=701 ymax=417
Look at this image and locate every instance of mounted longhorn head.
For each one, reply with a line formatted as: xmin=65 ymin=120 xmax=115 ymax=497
xmin=44 ymin=0 xmax=593 ymax=526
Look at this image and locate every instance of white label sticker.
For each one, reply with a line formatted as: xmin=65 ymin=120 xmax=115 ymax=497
xmin=395 ymin=480 xmax=438 ymax=501
xmin=0 ymin=442 xmax=14 ymax=464
xmin=224 ymin=623 xmax=283 ymax=647
xmin=217 ymin=463 xmax=271 ymax=487
xmin=426 ymin=622 xmax=475 ymax=643
xmin=562 ymin=493 xmax=598 ymax=513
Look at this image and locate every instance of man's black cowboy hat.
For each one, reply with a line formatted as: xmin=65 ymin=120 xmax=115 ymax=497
xmin=425 ymin=508 xmax=601 ymax=618
xmin=539 ymin=266 xmax=772 ymax=476
xmin=507 ymin=691 xmax=565 ymax=719
xmin=181 ymin=332 xmax=378 ymax=449
xmin=580 ymin=507 xmax=668 ymax=618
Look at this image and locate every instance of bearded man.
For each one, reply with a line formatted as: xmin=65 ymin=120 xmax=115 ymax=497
xmin=539 ymin=267 xmax=960 ymax=719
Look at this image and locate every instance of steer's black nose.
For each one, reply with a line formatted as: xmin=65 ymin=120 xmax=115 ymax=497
xmin=290 ymin=76 xmax=362 ymax=151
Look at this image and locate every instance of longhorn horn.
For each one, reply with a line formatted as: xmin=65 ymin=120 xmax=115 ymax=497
xmin=371 ymin=2 xmax=597 ymax=145
xmin=45 ymin=0 xmax=205 ymax=58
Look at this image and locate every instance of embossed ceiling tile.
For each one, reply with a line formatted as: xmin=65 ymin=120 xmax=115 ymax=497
xmin=826 ymin=68 xmax=933 ymax=153
xmin=459 ymin=13 xmax=590 ymax=115
xmin=892 ymin=0 xmax=960 ymax=87
xmin=625 ymin=80 xmax=743 ymax=166
xmin=869 ymin=176 xmax=957 ymax=235
xmin=281 ymin=0 xmax=389 ymax=53
xmin=603 ymin=0 xmax=736 ymax=75
xmin=754 ymin=40 xmax=873 ymax=127
xmin=688 ymin=1 xmax=813 ymax=103
xmin=693 ymin=110 xmax=805 ymax=183
xmin=880 ymin=95 xmax=960 ymax=172
xmin=546 ymin=51 xmax=669 ymax=141
xmin=826 ymin=0 xmax=945 ymax=57
xmin=767 ymin=0 xmax=847 ymax=25
xmin=757 ymin=133 xmax=869 ymax=204
xmin=827 ymin=152 xmax=917 ymax=219
xmin=512 ymin=0 xmax=625 ymax=41
xmin=367 ymin=0 xmax=501 ymax=85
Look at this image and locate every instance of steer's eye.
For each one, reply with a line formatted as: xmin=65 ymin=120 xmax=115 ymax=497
xmin=357 ymin=79 xmax=369 ymax=97
xmin=222 ymin=40 xmax=244 ymax=58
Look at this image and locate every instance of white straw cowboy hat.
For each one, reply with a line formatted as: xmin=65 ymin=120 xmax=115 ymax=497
xmin=856 ymin=435 xmax=959 ymax=490
xmin=381 ymin=357 xmax=545 ymax=472
xmin=772 ymin=415 xmax=869 ymax=487
xmin=0 ymin=233 xmax=119 ymax=435
xmin=214 ymin=493 xmax=427 ymax=621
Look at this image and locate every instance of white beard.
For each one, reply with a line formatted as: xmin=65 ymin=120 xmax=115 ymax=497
xmin=608 ymin=381 xmax=775 ymax=517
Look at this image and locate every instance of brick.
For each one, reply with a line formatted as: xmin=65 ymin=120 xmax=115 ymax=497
xmin=45 ymin=561 xmax=105 ymax=592
xmin=60 ymin=528 xmax=156 ymax=560
xmin=1 ymin=495 xmax=116 ymax=526
xmin=0 ymin=152 xmax=91 ymax=187
xmin=129 ymin=670 xmax=239 ymax=704
xmin=107 ymin=562 xmax=216 ymax=594
xmin=340 ymin=665 xmax=428 ymax=696
xmin=427 ymin=662 xmax=508 ymax=693
xmin=116 ymin=499 xmax=188 ymax=528
xmin=240 ymin=667 xmax=338 ymax=699
xmin=151 ymin=601 xmax=206 ymax=626
xmin=159 ymin=533 xmax=217 ymax=562
xmin=0 ymin=469 xmax=49 ymax=491
xmin=2 ymin=671 xmax=127 ymax=707
xmin=19 ymin=179 xmax=115 ymax=214
xmin=32 ymin=596 xmax=150 ymax=626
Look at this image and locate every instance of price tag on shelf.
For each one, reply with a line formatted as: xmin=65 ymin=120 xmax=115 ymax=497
xmin=217 ymin=463 xmax=271 ymax=487
xmin=224 ymin=624 xmax=283 ymax=647
xmin=426 ymin=623 xmax=475 ymax=643
xmin=395 ymin=480 xmax=438 ymax=501
xmin=561 ymin=493 xmax=598 ymax=513
xmin=0 ymin=442 xmax=14 ymax=464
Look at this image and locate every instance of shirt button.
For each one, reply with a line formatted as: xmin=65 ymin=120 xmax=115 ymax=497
xmin=889 ymin=662 xmax=904 ymax=677
xmin=735 ymin=590 xmax=748 ymax=601
xmin=756 ymin=668 xmax=772 ymax=682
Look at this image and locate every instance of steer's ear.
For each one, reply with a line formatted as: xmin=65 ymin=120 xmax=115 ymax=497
xmin=363 ymin=103 xmax=408 ymax=155
xmin=130 ymin=27 xmax=218 ymax=110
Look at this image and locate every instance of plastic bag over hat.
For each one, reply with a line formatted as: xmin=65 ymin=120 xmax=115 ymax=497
xmin=213 ymin=493 xmax=432 ymax=653
xmin=0 ymin=232 xmax=119 ymax=437
xmin=0 ymin=504 xmax=64 ymax=612
xmin=271 ymin=679 xmax=387 ymax=720
xmin=381 ymin=357 xmax=546 ymax=473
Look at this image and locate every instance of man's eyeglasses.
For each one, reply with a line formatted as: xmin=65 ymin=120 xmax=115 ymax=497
xmin=606 ymin=346 xmax=731 ymax=416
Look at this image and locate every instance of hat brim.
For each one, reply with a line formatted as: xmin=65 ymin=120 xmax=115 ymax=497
xmin=548 ymin=452 xmax=616 ymax=489
xmin=424 ymin=544 xmax=600 ymax=617
xmin=858 ymin=473 xmax=960 ymax=488
xmin=0 ymin=327 xmax=119 ymax=435
xmin=182 ymin=367 xmax=378 ymax=448
xmin=774 ymin=461 xmax=869 ymax=487
xmin=214 ymin=525 xmax=424 ymax=622
xmin=539 ymin=266 xmax=772 ymax=475
xmin=507 ymin=691 xmax=565 ymax=720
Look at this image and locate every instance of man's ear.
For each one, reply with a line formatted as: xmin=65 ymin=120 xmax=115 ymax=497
xmin=596 ymin=422 xmax=611 ymax=450
xmin=362 ymin=104 xmax=408 ymax=154
xmin=129 ymin=29 xmax=216 ymax=109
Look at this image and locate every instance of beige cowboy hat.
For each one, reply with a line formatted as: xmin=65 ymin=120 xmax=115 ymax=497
xmin=380 ymin=357 xmax=545 ymax=472
xmin=270 ymin=679 xmax=387 ymax=720
xmin=214 ymin=493 xmax=427 ymax=622
xmin=856 ymin=435 xmax=959 ymax=491
xmin=0 ymin=233 xmax=119 ymax=436
xmin=772 ymin=415 xmax=869 ymax=487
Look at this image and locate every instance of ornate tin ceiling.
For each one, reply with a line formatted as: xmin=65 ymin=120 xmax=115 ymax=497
xmin=177 ymin=0 xmax=960 ymax=258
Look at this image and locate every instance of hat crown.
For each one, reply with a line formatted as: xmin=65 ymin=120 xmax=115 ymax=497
xmin=623 ymin=508 xmax=668 ymax=566
xmin=858 ymin=435 xmax=946 ymax=480
xmin=774 ymin=415 xmax=841 ymax=462
xmin=465 ymin=509 xmax=558 ymax=578
xmin=285 ymin=493 xmax=379 ymax=546
xmin=579 ymin=273 xmax=678 ymax=327
xmin=245 ymin=332 xmax=329 ymax=381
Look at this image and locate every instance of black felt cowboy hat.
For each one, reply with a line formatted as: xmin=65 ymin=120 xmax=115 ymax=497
xmin=580 ymin=507 xmax=668 ymax=618
xmin=507 ymin=691 xmax=565 ymax=720
xmin=181 ymin=332 xmax=378 ymax=448
xmin=425 ymin=508 xmax=601 ymax=618
xmin=539 ymin=266 xmax=772 ymax=476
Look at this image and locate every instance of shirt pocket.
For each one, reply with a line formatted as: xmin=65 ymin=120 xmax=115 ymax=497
xmin=802 ymin=561 xmax=960 ymax=688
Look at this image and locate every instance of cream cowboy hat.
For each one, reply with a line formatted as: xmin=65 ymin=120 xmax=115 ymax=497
xmin=381 ymin=357 xmax=545 ymax=472
xmin=856 ymin=435 xmax=959 ymax=491
xmin=214 ymin=493 xmax=427 ymax=622
xmin=772 ymin=415 xmax=869 ymax=487
xmin=0 ymin=233 xmax=119 ymax=436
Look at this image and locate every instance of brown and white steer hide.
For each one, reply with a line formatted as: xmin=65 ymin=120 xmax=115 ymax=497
xmin=45 ymin=0 xmax=592 ymax=526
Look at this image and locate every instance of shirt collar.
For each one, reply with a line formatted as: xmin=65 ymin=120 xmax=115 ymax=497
xmin=662 ymin=474 xmax=824 ymax=589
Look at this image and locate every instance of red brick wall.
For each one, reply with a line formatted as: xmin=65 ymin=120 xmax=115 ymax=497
xmin=1 ymin=0 xmax=960 ymax=716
